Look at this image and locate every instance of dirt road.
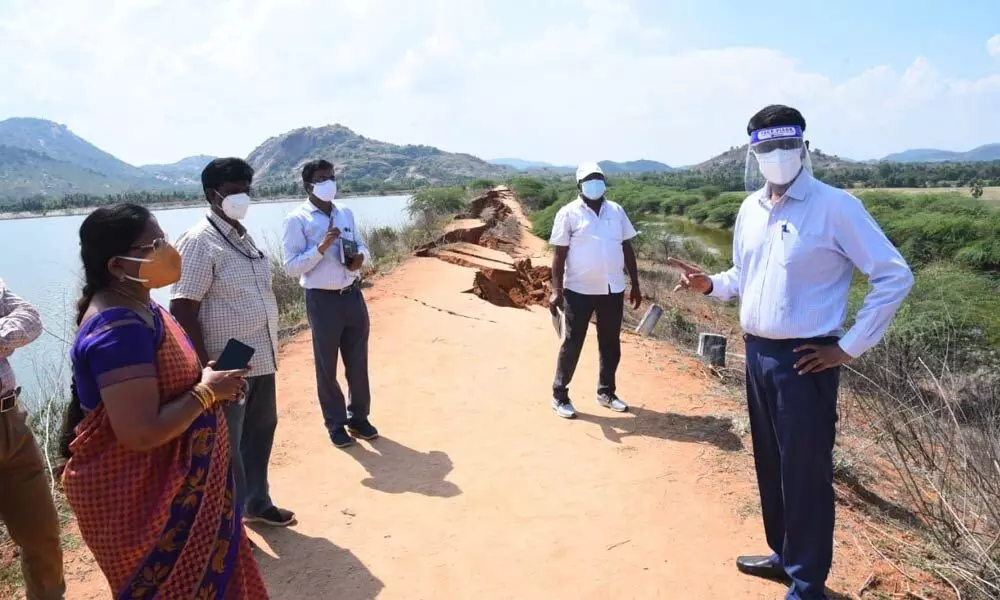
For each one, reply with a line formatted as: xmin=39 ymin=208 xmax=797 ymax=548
xmin=61 ymin=195 xmax=869 ymax=599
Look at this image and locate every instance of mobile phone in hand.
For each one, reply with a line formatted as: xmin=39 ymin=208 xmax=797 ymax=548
xmin=213 ymin=338 xmax=255 ymax=371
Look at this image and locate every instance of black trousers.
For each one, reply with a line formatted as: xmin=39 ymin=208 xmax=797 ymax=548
xmin=223 ymin=374 xmax=277 ymax=517
xmin=552 ymin=289 xmax=624 ymax=402
xmin=305 ymin=287 xmax=371 ymax=433
xmin=745 ymin=335 xmax=840 ymax=600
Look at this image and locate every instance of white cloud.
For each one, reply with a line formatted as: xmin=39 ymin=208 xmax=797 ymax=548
xmin=1 ymin=0 xmax=999 ymax=167
xmin=989 ymin=34 xmax=1000 ymax=58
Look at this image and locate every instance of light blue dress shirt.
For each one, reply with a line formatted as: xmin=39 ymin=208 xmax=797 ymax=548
xmin=281 ymin=200 xmax=372 ymax=291
xmin=708 ymin=171 xmax=914 ymax=358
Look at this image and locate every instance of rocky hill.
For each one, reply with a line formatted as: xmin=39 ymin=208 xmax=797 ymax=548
xmin=690 ymin=144 xmax=854 ymax=172
xmin=247 ymin=124 xmax=508 ymax=186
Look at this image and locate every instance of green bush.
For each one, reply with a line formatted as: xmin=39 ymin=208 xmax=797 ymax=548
xmin=857 ymin=191 xmax=1000 ymax=270
xmin=529 ymin=195 xmax=574 ymax=240
xmin=848 ymin=264 xmax=1000 ymax=362
xmin=407 ymin=186 xmax=468 ymax=218
xmin=468 ymin=179 xmax=499 ymax=192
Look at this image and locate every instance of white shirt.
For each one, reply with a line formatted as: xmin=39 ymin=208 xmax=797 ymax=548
xmin=709 ymin=171 xmax=914 ymax=358
xmin=281 ymin=200 xmax=372 ymax=291
xmin=550 ymin=197 xmax=638 ymax=295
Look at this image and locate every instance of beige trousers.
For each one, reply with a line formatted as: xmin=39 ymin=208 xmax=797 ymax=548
xmin=0 ymin=405 xmax=65 ymax=600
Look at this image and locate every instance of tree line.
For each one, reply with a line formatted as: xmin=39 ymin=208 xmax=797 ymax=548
xmin=3 ymin=159 xmax=998 ymax=215
xmin=0 ymin=179 xmax=424 ymax=214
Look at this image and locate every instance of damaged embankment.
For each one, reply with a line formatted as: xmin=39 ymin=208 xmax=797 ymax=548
xmin=415 ymin=187 xmax=552 ymax=309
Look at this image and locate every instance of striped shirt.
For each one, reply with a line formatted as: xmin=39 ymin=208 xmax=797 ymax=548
xmin=0 ymin=280 xmax=42 ymax=395
xmin=171 ymin=212 xmax=279 ymax=374
xmin=709 ymin=171 xmax=914 ymax=358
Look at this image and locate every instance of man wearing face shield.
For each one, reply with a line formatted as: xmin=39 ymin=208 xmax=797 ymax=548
xmin=548 ymin=163 xmax=642 ymax=420
xmin=281 ymin=160 xmax=375 ymax=450
xmin=672 ymin=105 xmax=913 ymax=599
xmin=170 ymin=157 xmax=293 ymax=529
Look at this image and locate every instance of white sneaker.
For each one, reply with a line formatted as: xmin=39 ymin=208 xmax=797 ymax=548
xmin=597 ymin=394 xmax=629 ymax=413
xmin=552 ymin=398 xmax=577 ymax=419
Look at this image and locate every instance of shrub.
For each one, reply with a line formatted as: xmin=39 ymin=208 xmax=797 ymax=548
xmin=407 ymin=187 xmax=468 ymax=219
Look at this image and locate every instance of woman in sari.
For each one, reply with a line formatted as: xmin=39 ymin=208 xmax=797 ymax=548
xmin=58 ymin=203 xmax=269 ymax=599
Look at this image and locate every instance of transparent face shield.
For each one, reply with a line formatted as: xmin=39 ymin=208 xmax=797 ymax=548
xmin=744 ymin=125 xmax=813 ymax=192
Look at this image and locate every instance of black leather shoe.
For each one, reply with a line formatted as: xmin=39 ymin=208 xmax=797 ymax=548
xmin=736 ymin=555 xmax=790 ymax=582
xmin=347 ymin=419 xmax=379 ymax=441
xmin=330 ymin=427 xmax=356 ymax=448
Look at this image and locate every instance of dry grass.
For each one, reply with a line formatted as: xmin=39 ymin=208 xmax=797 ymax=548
xmin=870 ymin=186 xmax=1000 ymax=205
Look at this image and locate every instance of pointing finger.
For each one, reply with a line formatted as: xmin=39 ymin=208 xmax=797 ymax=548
xmin=666 ymin=257 xmax=701 ymax=273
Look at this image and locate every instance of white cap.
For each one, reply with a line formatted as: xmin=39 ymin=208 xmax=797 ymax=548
xmin=576 ymin=162 xmax=604 ymax=182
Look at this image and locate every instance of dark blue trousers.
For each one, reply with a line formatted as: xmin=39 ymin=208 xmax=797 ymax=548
xmin=744 ymin=335 xmax=840 ymax=600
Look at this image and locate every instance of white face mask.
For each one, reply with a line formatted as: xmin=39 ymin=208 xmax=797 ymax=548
xmin=580 ymin=179 xmax=606 ymax=201
xmin=312 ymin=180 xmax=337 ymax=202
xmin=756 ymin=148 xmax=803 ymax=186
xmin=217 ymin=191 xmax=251 ymax=220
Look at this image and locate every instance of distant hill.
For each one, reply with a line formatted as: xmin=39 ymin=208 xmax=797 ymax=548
xmin=490 ymin=158 xmax=558 ymax=170
xmin=140 ymin=155 xmax=216 ymax=186
xmin=0 ymin=145 xmax=123 ymax=199
xmin=691 ymin=145 xmax=854 ymax=172
xmin=490 ymin=158 xmax=673 ymax=175
xmin=599 ymin=159 xmax=673 ymax=174
xmin=247 ymin=124 xmax=508 ymax=186
xmin=881 ymin=144 xmax=1000 ymax=163
xmin=0 ymin=118 xmax=517 ymax=201
xmin=0 ymin=117 xmax=147 ymax=182
xmin=0 ymin=117 xmax=187 ymax=198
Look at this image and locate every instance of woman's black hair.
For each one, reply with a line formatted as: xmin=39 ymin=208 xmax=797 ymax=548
xmin=59 ymin=203 xmax=152 ymax=461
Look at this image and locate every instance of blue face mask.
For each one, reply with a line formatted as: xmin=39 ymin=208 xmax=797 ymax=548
xmin=580 ymin=179 xmax=606 ymax=201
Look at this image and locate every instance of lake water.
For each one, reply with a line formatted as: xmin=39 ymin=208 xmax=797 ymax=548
xmin=0 ymin=195 xmax=412 ymax=407
xmin=638 ymin=217 xmax=734 ymax=255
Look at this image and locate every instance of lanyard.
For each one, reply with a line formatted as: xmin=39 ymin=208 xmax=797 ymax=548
xmin=206 ymin=217 xmax=264 ymax=260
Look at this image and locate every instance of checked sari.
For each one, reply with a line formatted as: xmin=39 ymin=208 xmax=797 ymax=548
xmin=63 ymin=303 xmax=268 ymax=599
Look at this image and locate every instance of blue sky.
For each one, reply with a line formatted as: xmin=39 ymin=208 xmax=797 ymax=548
xmin=647 ymin=0 xmax=1000 ymax=79
xmin=1 ymin=0 xmax=998 ymax=167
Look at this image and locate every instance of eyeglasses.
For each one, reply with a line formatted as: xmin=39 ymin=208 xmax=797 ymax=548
xmin=130 ymin=237 xmax=168 ymax=252
xmin=311 ymin=174 xmax=337 ymax=184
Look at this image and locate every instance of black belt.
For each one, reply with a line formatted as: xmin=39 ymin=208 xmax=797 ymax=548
xmin=0 ymin=387 xmax=20 ymax=414
xmin=744 ymin=334 xmax=839 ymax=345
xmin=312 ymin=280 xmax=360 ymax=296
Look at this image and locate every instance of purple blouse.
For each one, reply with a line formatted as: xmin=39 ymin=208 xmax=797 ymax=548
xmin=71 ymin=304 xmax=164 ymax=413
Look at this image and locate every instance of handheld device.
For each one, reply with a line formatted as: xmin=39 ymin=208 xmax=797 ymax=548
xmin=212 ymin=338 xmax=255 ymax=371
xmin=341 ymin=239 xmax=359 ymax=265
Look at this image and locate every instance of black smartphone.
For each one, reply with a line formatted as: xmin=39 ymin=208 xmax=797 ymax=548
xmin=212 ymin=338 xmax=255 ymax=371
